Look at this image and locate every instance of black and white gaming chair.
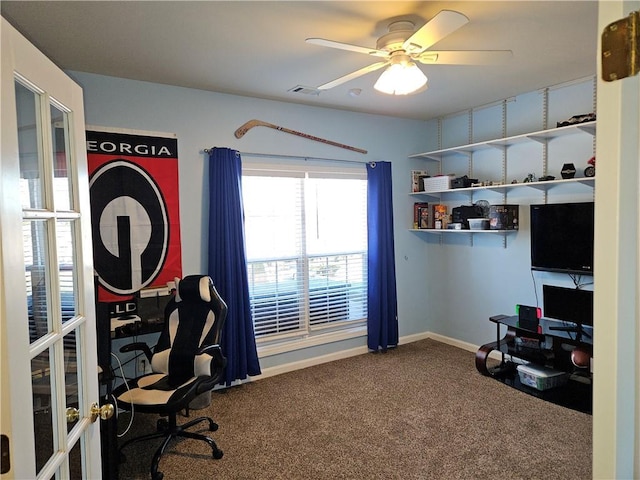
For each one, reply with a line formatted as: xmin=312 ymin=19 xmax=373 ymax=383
xmin=114 ymin=275 xmax=227 ymax=480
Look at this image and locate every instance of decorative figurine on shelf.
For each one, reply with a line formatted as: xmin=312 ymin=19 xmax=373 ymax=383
xmin=523 ymin=173 xmax=537 ymax=183
xmin=561 ymin=163 xmax=577 ymax=179
xmin=584 ymin=156 xmax=596 ymax=177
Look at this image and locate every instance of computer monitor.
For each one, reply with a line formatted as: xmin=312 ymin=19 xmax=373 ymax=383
xmin=543 ymin=285 xmax=593 ymax=327
xmin=136 ymin=294 xmax=168 ymax=322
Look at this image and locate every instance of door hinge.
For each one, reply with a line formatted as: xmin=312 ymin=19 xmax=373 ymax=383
xmin=602 ymin=10 xmax=640 ymax=82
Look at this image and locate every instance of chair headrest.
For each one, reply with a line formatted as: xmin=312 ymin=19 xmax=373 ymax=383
xmin=174 ymin=275 xmax=212 ymax=303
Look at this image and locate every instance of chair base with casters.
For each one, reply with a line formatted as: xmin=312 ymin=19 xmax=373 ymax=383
xmin=113 ymin=275 xmax=228 ymax=480
xmin=118 ymin=409 xmax=223 ymax=480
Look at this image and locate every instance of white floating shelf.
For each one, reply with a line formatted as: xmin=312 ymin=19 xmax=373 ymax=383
xmin=409 ymin=121 xmax=596 ymax=161
xmin=408 ymin=177 xmax=595 ymax=197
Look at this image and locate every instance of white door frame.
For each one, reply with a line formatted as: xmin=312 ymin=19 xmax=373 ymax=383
xmin=1 ymin=18 xmax=102 ymax=479
xmin=593 ymin=1 xmax=640 ymax=478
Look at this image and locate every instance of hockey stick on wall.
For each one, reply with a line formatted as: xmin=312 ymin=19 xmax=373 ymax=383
xmin=234 ymin=119 xmax=367 ymax=154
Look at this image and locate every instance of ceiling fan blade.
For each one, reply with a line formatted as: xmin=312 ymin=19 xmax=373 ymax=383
xmin=306 ymin=38 xmax=388 ymax=57
xmin=403 ymin=10 xmax=469 ymax=54
xmin=416 ymin=50 xmax=513 ymax=65
xmin=317 ymin=61 xmax=389 ymax=90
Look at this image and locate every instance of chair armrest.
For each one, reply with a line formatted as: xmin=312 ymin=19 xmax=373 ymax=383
xmin=119 ymin=342 xmax=153 ymax=361
xmin=195 ymin=344 xmax=227 ymax=392
xmin=196 ymin=344 xmax=227 ymax=368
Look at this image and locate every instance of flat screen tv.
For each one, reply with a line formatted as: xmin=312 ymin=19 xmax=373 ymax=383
xmin=530 ymin=202 xmax=594 ymax=275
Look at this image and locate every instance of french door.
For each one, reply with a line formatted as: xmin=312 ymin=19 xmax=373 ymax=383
xmin=1 ymin=18 xmax=103 ymax=479
xmin=593 ymin=2 xmax=640 ymax=477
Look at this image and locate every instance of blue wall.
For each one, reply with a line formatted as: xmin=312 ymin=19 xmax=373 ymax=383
xmin=73 ymin=71 xmax=595 ymax=372
xmin=418 ymin=78 xmax=596 ymax=346
xmin=72 ymin=71 xmax=432 ymax=370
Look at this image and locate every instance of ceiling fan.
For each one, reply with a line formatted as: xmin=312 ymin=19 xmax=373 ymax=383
xmin=306 ymin=10 xmax=512 ymax=95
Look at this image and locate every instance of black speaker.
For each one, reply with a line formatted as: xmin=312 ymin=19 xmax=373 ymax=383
xmin=95 ymin=301 xmax=111 ymax=374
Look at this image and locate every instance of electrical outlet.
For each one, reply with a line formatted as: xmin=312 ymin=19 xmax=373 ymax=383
xmin=136 ymin=356 xmax=151 ymax=374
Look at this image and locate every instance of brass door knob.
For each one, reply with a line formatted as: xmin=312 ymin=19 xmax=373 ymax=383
xmin=66 ymin=407 xmax=79 ymax=423
xmin=67 ymin=404 xmax=114 ymax=423
xmin=90 ymin=402 xmax=114 ymax=423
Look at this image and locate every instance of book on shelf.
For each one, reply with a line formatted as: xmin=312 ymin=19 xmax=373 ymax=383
xmin=413 ymin=202 xmax=429 ymax=229
xmin=411 ymin=170 xmax=429 ymax=192
xmin=419 ymin=206 xmax=430 ymax=229
xmin=432 ymin=204 xmax=448 ymax=229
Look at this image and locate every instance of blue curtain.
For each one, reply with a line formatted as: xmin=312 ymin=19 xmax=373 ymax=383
xmin=366 ymin=161 xmax=399 ymax=351
xmin=207 ymin=147 xmax=261 ymax=385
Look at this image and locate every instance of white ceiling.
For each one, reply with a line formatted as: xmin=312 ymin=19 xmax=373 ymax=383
xmin=1 ymin=1 xmax=598 ymax=121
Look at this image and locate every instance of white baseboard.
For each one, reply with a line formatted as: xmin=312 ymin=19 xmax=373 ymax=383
xmin=424 ymin=332 xmax=479 ymax=353
xmin=251 ymin=330 xmax=499 ymax=382
xmin=425 ymin=331 xmax=503 ymax=361
xmin=397 ymin=331 xmax=431 ymax=344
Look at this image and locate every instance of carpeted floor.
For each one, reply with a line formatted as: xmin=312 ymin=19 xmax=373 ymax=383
xmin=116 ymin=339 xmax=592 ymax=479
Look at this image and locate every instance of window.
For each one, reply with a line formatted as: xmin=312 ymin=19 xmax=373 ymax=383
xmin=242 ymin=161 xmax=367 ymax=343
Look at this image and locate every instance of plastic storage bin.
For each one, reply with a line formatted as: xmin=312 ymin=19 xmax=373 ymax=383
xmin=421 ymin=175 xmax=454 ymax=192
xmin=516 ymin=364 xmax=568 ymax=391
xmin=468 ymin=218 xmax=489 ymax=230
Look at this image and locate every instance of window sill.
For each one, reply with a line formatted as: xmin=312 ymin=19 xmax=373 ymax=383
xmin=257 ymin=324 xmax=367 ymax=358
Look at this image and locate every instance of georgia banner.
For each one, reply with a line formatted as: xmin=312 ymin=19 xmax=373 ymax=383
xmin=87 ymin=129 xmax=182 ymax=303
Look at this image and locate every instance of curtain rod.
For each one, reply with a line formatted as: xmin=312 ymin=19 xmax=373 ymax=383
xmin=203 ymin=149 xmax=374 ymax=166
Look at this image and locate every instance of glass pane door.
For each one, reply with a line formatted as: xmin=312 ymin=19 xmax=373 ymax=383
xmin=18 ymin=77 xmax=87 ymax=478
xmin=2 ymin=18 xmax=102 ymax=479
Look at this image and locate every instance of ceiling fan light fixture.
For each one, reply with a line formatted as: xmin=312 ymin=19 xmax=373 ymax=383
xmin=374 ymin=60 xmax=427 ymax=95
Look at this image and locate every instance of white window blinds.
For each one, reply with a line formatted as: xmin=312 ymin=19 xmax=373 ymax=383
xmin=243 ymin=161 xmax=367 ymax=340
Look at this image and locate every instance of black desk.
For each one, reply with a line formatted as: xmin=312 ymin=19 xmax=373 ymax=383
xmin=111 ymin=316 xmax=164 ymax=339
xmin=476 ymin=314 xmax=593 ymax=414
xmin=98 ymin=307 xmax=165 ymax=479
